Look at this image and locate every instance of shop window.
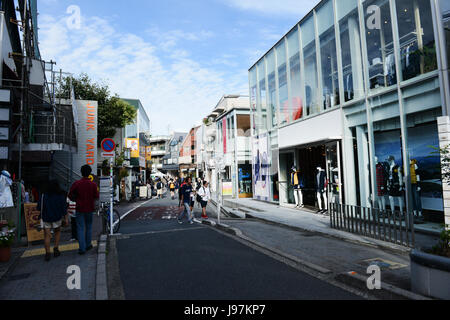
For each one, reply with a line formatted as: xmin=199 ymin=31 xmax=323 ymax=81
xmin=338 ymin=0 xmax=364 ymax=102
xmin=237 ymin=115 xmax=251 ymax=137
xmin=287 ymin=28 xmax=303 ymax=122
xmin=395 ymin=0 xmax=438 ymax=81
xmin=257 ymin=60 xmax=268 ymax=133
xmin=277 ymin=41 xmax=289 ymax=126
xmin=267 ymin=50 xmax=278 ymax=129
xmin=302 ymin=14 xmax=319 ymax=116
xmin=363 ymin=0 xmax=397 ymax=90
xmin=238 ymin=164 xmax=253 ymax=198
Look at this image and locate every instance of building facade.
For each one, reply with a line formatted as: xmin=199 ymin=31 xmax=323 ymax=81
xmin=162 ymin=132 xmax=187 ymax=178
xmin=206 ymin=95 xmax=252 ymax=199
xmin=249 ymin=0 xmax=450 ymax=225
xmin=148 ymin=135 xmax=170 ymax=175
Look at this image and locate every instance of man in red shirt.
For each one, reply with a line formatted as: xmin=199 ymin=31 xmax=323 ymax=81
xmin=68 ymin=165 xmax=99 ymax=255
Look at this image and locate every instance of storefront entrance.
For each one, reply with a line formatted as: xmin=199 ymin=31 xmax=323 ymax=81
xmin=279 ymin=141 xmax=343 ymax=211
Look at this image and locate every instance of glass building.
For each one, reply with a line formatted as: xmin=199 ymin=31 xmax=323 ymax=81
xmin=249 ymin=0 xmax=450 ymax=224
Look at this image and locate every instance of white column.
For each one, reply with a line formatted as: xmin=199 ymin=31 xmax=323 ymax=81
xmin=356 ymin=125 xmax=371 ymax=207
xmin=438 ymin=116 xmax=450 ymax=228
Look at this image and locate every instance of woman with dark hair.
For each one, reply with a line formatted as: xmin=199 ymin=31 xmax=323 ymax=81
xmin=38 ymin=180 xmax=68 ymax=261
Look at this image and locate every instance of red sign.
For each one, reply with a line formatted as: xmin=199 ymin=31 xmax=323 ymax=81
xmin=101 ymin=139 xmax=116 ymax=153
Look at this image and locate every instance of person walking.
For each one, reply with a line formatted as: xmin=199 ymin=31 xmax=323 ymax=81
xmin=197 ymin=181 xmax=211 ymax=219
xmin=68 ymin=165 xmax=99 ymax=255
xmin=178 ymin=177 xmax=194 ymax=225
xmin=156 ymin=179 xmax=163 ymax=199
xmin=38 ymin=180 xmax=68 ymax=262
xmin=169 ymin=180 xmax=176 ymax=200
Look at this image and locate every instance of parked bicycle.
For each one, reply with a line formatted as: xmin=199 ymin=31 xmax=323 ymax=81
xmin=97 ymin=202 xmax=121 ymax=234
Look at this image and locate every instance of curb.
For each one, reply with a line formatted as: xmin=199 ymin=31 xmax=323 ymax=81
xmin=335 ymin=271 xmax=432 ymax=300
xmin=95 ymin=234 xmax=108 ymax=300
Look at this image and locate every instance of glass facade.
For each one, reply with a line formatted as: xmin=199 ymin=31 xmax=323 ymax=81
xmin=248 ymin=0 xmax=445 ymax=223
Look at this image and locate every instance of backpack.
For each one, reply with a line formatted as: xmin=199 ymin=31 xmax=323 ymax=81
xmin=157 ymin=182 xmax=162 ymax=189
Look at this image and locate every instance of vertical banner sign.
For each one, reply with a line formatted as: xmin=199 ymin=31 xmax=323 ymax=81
xmin=252 ymin=134 xmax=270 ymax=201
xmin=74 ymin=100 xmax=98 ymax=174
xmin=222 ymin=117 xmax=227 ymax=154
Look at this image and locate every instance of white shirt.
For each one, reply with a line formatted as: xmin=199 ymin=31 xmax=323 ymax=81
xmin=197 ymin=186 xmax=211 ymax=202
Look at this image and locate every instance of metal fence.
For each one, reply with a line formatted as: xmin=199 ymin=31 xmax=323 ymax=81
xmin=329 ymin=202 xmax=415 ymax=248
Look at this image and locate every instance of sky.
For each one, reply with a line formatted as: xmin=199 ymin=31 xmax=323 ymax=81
xmin=38 ymin=0 xmax=320 ymax=135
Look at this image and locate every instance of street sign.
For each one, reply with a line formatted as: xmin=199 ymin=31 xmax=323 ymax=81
xmin=102 ymin=152 xmax=115 ymax=158
xmin=101 ymin=138 xmax=116 ymax=153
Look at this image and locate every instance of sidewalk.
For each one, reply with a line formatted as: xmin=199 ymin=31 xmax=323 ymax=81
xmin=204 ymin=198 xmax=438 ymax=299
xmin=0 ymin=214 xmax=103 ymax=300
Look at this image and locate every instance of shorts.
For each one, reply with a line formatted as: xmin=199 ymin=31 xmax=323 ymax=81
xmin=157 ymin=189 xmax=163 ymax=196
xmin=200 ymin=200 xmax=208 ymax=208
xmin=190 ymin=200 xmax=195 ymax=207
xmin=42 ymin=219 xmax=62 ymax=230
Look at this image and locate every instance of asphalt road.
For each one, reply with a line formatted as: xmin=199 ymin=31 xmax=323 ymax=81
xmin=111 ymin=193 xmax=362 ymax=300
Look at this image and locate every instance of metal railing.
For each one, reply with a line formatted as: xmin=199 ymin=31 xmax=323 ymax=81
xmin=29 ymin=113 xmax=76 ymax=147
xmin=329 ymin=202 xmax=415 ymax=248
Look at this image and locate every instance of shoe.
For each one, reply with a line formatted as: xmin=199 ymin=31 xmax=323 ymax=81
xmin=53 ymin=248 xmax=61 ymax=258
xmin=189 ymin=221 xmax=194 ymax=225
xmin=177 ymin=219 xmax=183 ymax=225
xmin=45 ymin=253 xmax=51 ymax=262
xmin=69 ymin=238 xmax=77 ymax=242
xmin=86 ymin=245 xmax=93 ymax=251
xmin=78 ymin=250 xmax=86 ymax=255
xmin=202 ymin=216 xmax=209 ymax=220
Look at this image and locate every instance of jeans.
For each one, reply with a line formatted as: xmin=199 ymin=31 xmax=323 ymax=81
xmin=411 ymin=184 xmax=422 ymax=212
xmin=76 ymin=212 xmax=93 ymax=253
xmin=178 ymin=203 xmax=193 ymax=223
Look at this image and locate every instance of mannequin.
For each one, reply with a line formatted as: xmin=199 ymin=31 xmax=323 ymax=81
xmin=410 ymin=159 xmax=423 ymax=219
xmin=315 ymin=167 xmax=327 ymax=214
xmin=375 ymin=156 xmax=387 ymax=211
xmin=386 ymin=156 xmax=404 ymax=214
xmin=290 ymin=166 xmax=304 ymax=208
xmin=329 ymin=167 xmax=340 ymax=205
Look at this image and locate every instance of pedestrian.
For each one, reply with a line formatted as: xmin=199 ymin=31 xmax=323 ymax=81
xmin=178 ymin=179 xmax=185 ymax=205
xmin=169 ymin=180 xmax=176 ymax=200
xmin=67 ymin=197 xmax=77 ymax=241
xmin=156 ymin=179 xmax=163 ymax=199
xmin=37 ymin=180 xmax=68 ymax=262
xmin=197 ymin=181 xmax=211 ymax=219
xmin=68 ymin=165 xmax=99 ymax=255
xmin=178 ymin=177 xmax=194 ymax=225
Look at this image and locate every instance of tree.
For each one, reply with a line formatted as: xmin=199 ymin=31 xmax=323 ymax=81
xmin=57 ymin=73 xmax=137 ymax=146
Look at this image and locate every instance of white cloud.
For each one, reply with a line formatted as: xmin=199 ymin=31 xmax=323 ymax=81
xmin=39 ymin=13 xmax=247 ymax=135
xmin=222 ymin=0 xmax=320 ymax=16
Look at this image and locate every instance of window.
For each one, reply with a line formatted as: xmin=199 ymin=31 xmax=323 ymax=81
xmin=267 ymin=50 xmax=278 ymax=128
xmin=337 ymin=0 xmax=364 ymax=102
xmin=250 ymin=67 xmax=258 ymax=136
xmin=318 ymin=0 xmax=340 ymax=110
xmin=287 ymin=27 xmax=303 ymax=122
xmin=257 ymin=60 xmax=268 ymax=132
xmin=277 ymin=40 xmax=289 ymax=126
xmin=301 ymin=14 xmax=319 ymax=116
xmin=363 ymin=0 xmax=397 ymax=90
xmin=395 ymin=0 xmax=437 ymax=81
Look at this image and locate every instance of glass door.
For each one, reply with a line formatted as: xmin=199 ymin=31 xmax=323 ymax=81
xmin=279 ymin=151 xmax=295 ymax=206
xmin=325 ymin=142 xmax=343 ymax=206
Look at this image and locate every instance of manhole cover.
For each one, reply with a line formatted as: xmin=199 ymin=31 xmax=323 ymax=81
xmin=8 ymin=273 xmax=31 ymax=281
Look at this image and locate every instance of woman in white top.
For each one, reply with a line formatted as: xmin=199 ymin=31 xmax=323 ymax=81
xmin=196 ymin=181 xmax=211 ymax=219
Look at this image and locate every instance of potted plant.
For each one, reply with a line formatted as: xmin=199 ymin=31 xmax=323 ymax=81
xmin=0 ymin=221 xmax=16 ymax=263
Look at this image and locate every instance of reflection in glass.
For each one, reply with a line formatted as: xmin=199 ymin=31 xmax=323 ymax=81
xmin=363 ymin=0 xmax=397 ymax=89
xmin=395 ymin=0 xmax=437 ymax=81
xmin=249 ymin=67 xmax=257 ymax=136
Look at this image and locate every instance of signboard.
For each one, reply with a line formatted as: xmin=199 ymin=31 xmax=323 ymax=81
xmin=73 ymin=100 xmax=98 ymax=173
xmin=24 ymin=203 xmax=44 ymax=243
xmin=222 ymin=180 xmax=233 ymax=197
xmin=99 ymin=177 xmax=111 ymax=203
xmin=252 ymin=134 xmax=270 ymax=201
xmin=146 ymin=146 xmax=152 ymax=161
xmin=125 ymin=138 xmax=139 ymax=158
xmin=101 ymin=152 xmax=115 ymax=158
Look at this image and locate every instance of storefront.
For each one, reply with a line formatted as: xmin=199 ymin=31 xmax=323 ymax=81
xmin=249 ymin=0 xmax=449 ymax=223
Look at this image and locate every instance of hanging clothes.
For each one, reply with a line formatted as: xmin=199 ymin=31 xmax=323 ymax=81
xmin=376 ymin=163 xmax=387 ymax=196
xmin=387 ymin=165 xmax=403 ymax=197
